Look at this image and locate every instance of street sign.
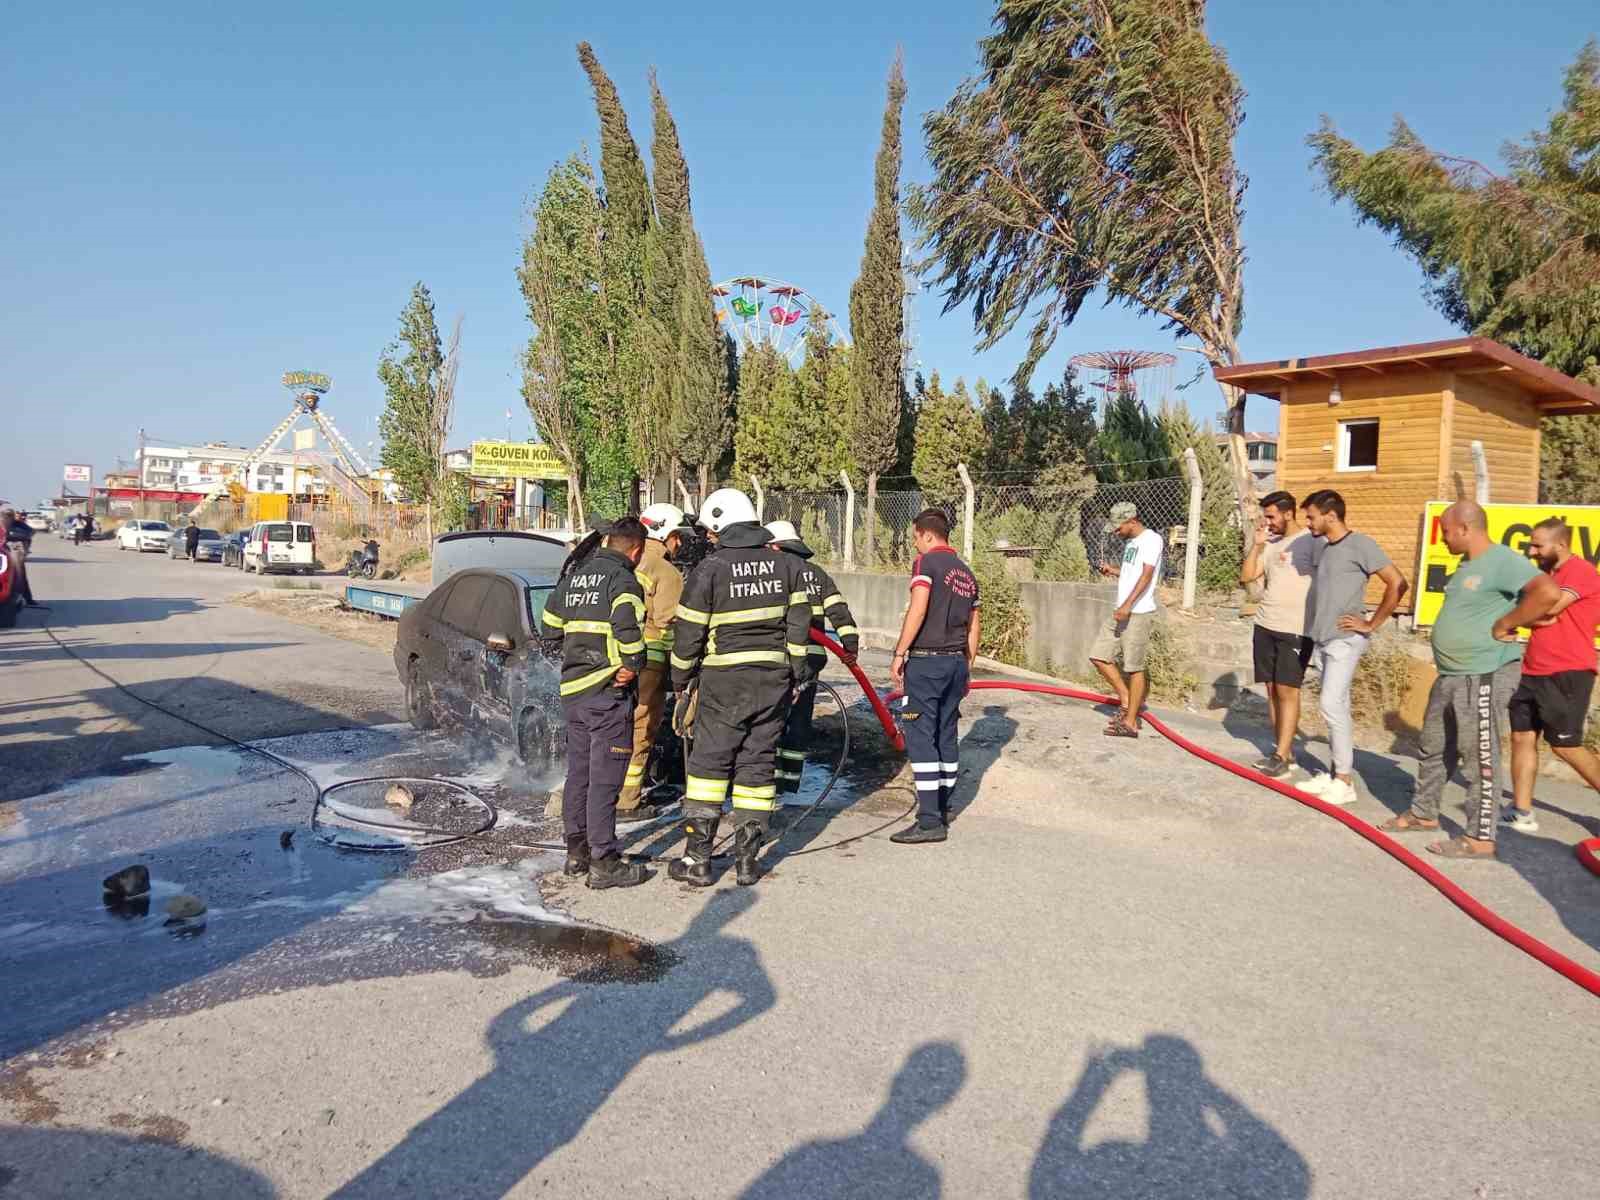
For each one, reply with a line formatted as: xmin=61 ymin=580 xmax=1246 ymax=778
xmin=470 ymin=440 xmax=567 ymax=480
xmin=1415 ymin=499 xmax=1600 ymax=628
xmin=63 ymin=464 xmax=92 ymax=484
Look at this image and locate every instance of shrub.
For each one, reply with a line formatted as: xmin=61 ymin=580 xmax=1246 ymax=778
xmin=1143 ymin=618 xmax=1198 ymax=704
xmin=969 ymin=548 xmax=1030 ymax=665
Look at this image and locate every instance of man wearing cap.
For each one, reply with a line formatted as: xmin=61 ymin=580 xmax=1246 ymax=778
xmin=766 ymin=519 xmax=860 ymax=795
xmin=1090 ymin=502 xmax=1164 ymax=738
xmin=617 ymin=503 xmax=690 ymax=819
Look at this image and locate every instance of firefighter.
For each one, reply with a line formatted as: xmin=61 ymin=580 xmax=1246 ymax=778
xmin=889 ymin=508 xmax=982 ymax=844
xmin=540 ymin=517 xmax=651 ymax=889
xmin=764 ymin=520 xmax=859 ymax=795
xmin=617 ymin=502 xmax=691 ymax=819
xmin=668 ymin=489 xmax=815 ymax=887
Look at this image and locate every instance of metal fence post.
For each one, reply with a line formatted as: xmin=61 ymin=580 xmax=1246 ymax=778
xmin=956 ymin=462 xmax=975 ymax=563
xmin=1181 ymin=448 xmax=1202 ymax=612
xmin=1470 ymin=440 xmax=1490 ymax=503
xmin=839 ymin=470 xmax=855 ymax=567
xmin=749 ymin=474 xmax=765 ymax=522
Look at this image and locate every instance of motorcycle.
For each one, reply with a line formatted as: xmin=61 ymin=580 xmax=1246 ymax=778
xmin=344 ymin=539 xmax=380 ymax=580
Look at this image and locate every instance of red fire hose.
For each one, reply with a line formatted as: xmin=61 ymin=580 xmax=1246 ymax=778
xmin=837 ymin=639 xmax=1600 ymax=1000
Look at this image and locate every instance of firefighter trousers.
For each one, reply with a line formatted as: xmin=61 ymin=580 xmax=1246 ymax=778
xmin=562 ymin=688 xmax=635 ymax=859
xmin=683 ymin=667 xmax=791 ymax=826
xmin=619 ymin=663 xmax=668 ymax=808
xmin=901 ymin=655 xmax=968 ymax=829
xmin=776 ymin=656 xmax=826 ymax=794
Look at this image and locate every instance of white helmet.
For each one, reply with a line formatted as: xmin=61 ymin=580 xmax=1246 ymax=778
xmin=699 ymin=488 xmax=757 ymax=534
xmin=764 ymin=520 xmax=800 ymax=544
xmin=639 ymin=502 xmax=687 ymax=542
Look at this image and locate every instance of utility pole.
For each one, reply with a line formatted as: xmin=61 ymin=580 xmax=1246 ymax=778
xmin=137 ymin=427 xmax=146 ymax=513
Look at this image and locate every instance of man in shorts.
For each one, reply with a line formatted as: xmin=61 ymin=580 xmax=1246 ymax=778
xmin=1240 ymin=491 xmax=1316 ymax=777
xmin=1505 ymin=517 xmax=1600 ymax=832
xmin=1091 ymin=502 xmax=1163 ymax=738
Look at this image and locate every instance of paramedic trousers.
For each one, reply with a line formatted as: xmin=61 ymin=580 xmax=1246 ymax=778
xmin=902 ymin=653 xmax=969 ymax=829
xmin=619 ymin=663 xmax=668 ymax=808
xmin=775 ymin=652 xmax=827 ymax=794
xmin=562 ymin=688 xmax=635 ymax=859
xmin=1410 ymin=661 xmax=1519 ymax=844
xmin=683 ymin=667 xmax=791 ymax=827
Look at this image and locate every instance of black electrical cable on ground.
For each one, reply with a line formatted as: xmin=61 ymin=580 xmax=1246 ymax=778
xmin=38 ymin=623 xmax=496 ymax=849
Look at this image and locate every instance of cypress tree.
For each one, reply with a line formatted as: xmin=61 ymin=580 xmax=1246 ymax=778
xmin=732 ymin=343 xmax=790 ymax=484
xmin=640 ymin=70 xmax=692 ymax=494
xmin=577 ymin=42 xmax=651 ymax=504
xmin=848 ymin=53 xmax=908 ymax=562
xmin=913 ymin=374 xmax=988 ymax=507
xmin=671 ymin=230 xmax=733 ymax=499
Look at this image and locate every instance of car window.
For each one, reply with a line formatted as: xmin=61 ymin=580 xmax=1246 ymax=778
xmin=199 ymin=529 xmax=220 ymax=539
xmin=478 ymin=580 xmax=522 ymax=642
xmin=439 ymin=575 xmax=491 ymax=633
xmin=294 ymin=524 xmax=314 ymax=543
xmin=425 ymin=580 xmax=456 ymax=616
xmin=525 ymin=585 xmax=554 ymax=626
xmin=266 ymin=524 xmax=293 ymax=543
xmin=144 ymin=522 xmax=171 ymax=531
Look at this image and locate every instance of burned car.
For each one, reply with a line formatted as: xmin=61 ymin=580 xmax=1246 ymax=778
xmin=394 ymin=567 xmax=565 ymax=763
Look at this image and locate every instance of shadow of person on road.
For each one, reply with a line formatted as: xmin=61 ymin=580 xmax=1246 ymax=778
xmin=329 ymin=887 xmax=775 ymax=1199
xmin=0 ymin=1124 xmax=276 ymax=1198
xmin=1029 ymin=1035 xmax=1310 ymax=1200
xmin=948 ymin=704 xmax=1018 ymax=823
xmin=739 ymin=1041 xmax=966 ymax=1199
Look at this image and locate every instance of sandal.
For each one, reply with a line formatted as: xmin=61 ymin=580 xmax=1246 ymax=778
xmin=1378 ymin=814 xmax=1439 ymax=834
xmin=1103 ymin=721 xmax=1140 ymax=739
xmin=1426 ymin=836 xmax=1497 ymax=860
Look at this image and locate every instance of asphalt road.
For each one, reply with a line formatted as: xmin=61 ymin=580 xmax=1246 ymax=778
xmin=3 ymin=542 xmax=1600 ymax=1198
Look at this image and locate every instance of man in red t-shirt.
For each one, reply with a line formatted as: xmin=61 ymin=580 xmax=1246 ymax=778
xmin=1506 ymin=517 xmax=1600 ymax=831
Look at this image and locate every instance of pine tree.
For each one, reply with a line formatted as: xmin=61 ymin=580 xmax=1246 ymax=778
xmin=978 ymin=379 xmax=1016 ymax=475
xmin=670 ymin=231 xmax=733 ymax=499
xmin=732 ymin=343 xmax=790 ymax=483
xmin=1092 ymin=390 xmax=1174 ymax=483
xmin=578 ymin=43 xmax=651 ymax=503
xmin=639 ymin=70 xmax=692 ymax=494
xmin=1310 ymin=42 xmax=1600 ymax=502
xmin=848 ymin=54 xmax=908 ymax=562
xmin=913 ymin=374 xmax=988 ymax=507
xmin=785 ymin=309 xmax=855 ymax=490
xmin=377 ymin=282 xmax=447 ymax=510
xmin=1160 ymin=399 xmax=1240 ymax=592
xmin=912 ymin=1 xmax=1254 ymax=523
xmin=518 ymin=155 xmax=608 ymax=530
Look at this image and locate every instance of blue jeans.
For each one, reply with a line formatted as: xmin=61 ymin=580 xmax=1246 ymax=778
xmin=902 ymin=655 xmax=969 ymax=828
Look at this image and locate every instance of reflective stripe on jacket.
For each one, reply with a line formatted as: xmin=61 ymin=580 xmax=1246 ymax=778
xmin=541 ymin=546 xmax=647 ymax=699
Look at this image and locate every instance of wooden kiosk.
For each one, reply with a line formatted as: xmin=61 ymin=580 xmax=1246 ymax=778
xmin=1214 ymin=336 xmax=1600 ymax=605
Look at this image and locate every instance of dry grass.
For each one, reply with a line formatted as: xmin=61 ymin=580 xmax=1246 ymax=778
xmin=231 ymin=588 xmax=398 ymax=654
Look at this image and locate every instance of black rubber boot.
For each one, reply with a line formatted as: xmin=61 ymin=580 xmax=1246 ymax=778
xmin=587 ymin=852 xmax=648 ymax=889
xmin=734 ymin=821 xmax=766 ymax=887
xmin=563 ymin=834 xmax=591 ymax=876
xmin=667 ymin=817 xmax=717 ymax=887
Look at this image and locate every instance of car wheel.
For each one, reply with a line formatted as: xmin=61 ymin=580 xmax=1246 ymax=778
xmin=406 ymin=660 xmax=437 ymax=731
xmin=517 ymin=706 xmax=559 ymax=765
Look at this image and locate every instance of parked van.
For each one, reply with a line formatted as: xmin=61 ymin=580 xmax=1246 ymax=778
xmin=241 ymin=521 xmax=317 ymax=575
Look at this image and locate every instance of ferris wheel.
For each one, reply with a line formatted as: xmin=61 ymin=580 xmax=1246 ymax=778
xmin=712 ymin=276 xmax=848 ymax=365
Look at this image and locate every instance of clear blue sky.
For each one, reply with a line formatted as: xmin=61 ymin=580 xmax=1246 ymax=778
xmin=3 ymin=1 xmax=1593 ymax=506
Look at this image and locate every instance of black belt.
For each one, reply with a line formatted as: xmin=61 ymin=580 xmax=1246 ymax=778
xmin=906 ymin=648 xmax=965 ymax=658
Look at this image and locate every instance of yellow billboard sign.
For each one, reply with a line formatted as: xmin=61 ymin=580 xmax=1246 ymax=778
xmin=470 ymin=441 xmax=567 ymax=480
xmin=1415 ymin=499 xmax=1600 ymax=627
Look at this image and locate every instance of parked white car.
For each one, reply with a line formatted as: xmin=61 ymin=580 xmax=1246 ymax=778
xmin=241 ymin=520 xmax=317 ymax=575
xmin=116 ymin=519 xmax=173 ymax=553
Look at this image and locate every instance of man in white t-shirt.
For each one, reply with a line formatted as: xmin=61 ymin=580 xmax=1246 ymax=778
xmin=1090 ymin=501 xmax=1164 ymax=737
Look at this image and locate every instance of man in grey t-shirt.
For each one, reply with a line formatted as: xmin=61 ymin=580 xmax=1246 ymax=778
xmin=1297 ymin=490 xmax=1408 ymax=806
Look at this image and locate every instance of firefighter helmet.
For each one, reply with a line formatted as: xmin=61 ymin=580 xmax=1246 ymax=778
xmin=639 ymin=502 xmax=688 ymax=542
xmin=699 ymin=489 xmax=757 ymax=534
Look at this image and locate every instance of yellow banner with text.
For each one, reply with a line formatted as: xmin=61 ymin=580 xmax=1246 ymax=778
xmin=469 ymin=441 xmax=567 ymax=480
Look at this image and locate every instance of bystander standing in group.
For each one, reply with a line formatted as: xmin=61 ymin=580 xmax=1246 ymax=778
xmin=1381 ymin=501 xmax=1558 ymax=859
xmin=1505 ymin=518 xmax=1600 ymax=833
xmin=1298 ymin=491 xmax=1408 ymax=805
xmin=1239 ymin=491 xmax=1316 ymax=777
xmin=1090 ymin=502 xmax=1163 ymax=739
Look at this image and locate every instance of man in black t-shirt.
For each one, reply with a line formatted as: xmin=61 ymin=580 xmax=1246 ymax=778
xmin=889 ymin=509 xmax=982 ymax=844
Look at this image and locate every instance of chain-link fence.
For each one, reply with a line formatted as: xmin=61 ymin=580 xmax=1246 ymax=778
xmin=752 ymin=472 xmax=1199 ymax=590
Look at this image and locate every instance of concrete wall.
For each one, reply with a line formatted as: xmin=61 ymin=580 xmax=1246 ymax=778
xmin=832 ymin=570 xmax=1256 ymax=707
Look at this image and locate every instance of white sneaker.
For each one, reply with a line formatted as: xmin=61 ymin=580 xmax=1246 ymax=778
xmin=1293 ymin=771 xmax=1333 ymax=795
xmin=1500 ymin=806 xmax=1539 ymax=833
xmin=1318 ymin=777 xmax=1359 ymax=806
